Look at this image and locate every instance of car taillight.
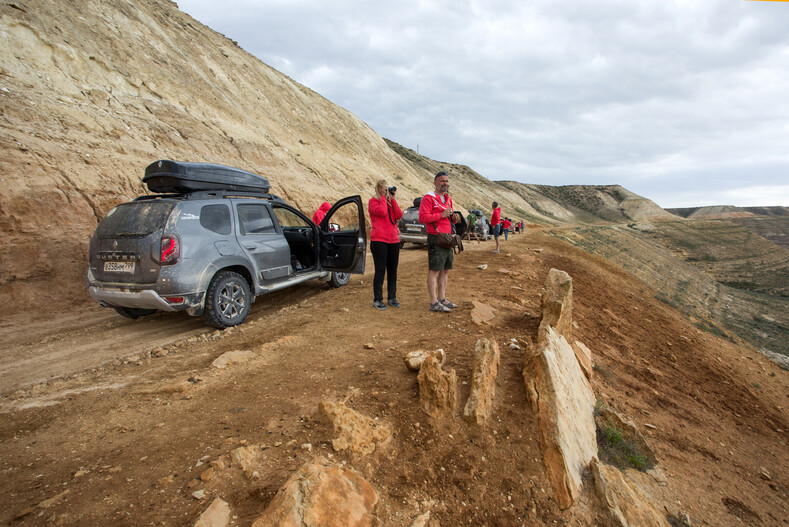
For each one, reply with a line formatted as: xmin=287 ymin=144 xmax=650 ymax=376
xmin=160 ymin=235 xmax=179 ymax=265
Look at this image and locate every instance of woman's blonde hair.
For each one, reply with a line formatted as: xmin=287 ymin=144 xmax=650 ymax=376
xmin=375 ymin=179 xmax=387 ymax=195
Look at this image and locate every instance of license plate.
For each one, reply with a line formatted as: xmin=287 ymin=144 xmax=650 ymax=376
xmin=104 ymin=261 xmax=135 ymax=273
xmin=406 ymin=224 xmax=423 ymax=232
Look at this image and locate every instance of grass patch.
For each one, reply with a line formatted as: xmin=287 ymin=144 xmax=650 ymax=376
xmin=596 ymin=419 xmax=655 ymax=472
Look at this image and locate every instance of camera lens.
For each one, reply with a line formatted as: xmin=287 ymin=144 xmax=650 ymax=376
xmin=388 ymin=186 xmax=397 ymax=193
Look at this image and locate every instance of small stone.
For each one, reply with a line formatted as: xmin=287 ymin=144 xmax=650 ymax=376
xmin=644 ymin=423 xmax=657 ymax=430
xmin=192 ymin=490 xmax=206 ymax=500
xmin=477 ymin=264 xmax=488 ymax=270
xmin=364 ymin=343 xmax=375 ymax=349
xmin=200 ymin=467 xmax=215 ymax=482
xmin=157 ymin=474 xmax=175 ymax=486
xmin=73 ymin=469 xmax=88 ymax=478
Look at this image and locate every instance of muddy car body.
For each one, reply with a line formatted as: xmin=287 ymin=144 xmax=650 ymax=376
xmin=87 ymin=160 xmax=366 ymax=328
xmin=398 ymin=197 xmax=427 ymax=247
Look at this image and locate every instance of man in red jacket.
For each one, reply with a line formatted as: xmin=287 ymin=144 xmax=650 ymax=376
xmin=419 ymin=171 xmax=458 ymax=313
xmin=490 ymin=202 xmax=501 ymax=253
xmin=311 ymin=201 xmax=331 ymax=225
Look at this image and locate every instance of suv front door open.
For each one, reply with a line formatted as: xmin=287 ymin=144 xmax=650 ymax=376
xmin=318 ymin=195 xmax=366 ymax=274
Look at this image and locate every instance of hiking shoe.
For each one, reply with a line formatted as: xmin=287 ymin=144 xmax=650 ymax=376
xmin=440 ymin=298 xmax=458 ymax=309
xmin=373 ymin=300 xmax=387 ymax=310
xmin=430 ymin=301 xmax=451 ymax=313
xmin=491 ymin=249 xmax=500 ymax=253
xmin=387 ymin=299 xmax=401 ymax=308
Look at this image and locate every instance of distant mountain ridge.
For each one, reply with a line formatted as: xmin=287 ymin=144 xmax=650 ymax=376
xmin=667 ymin=205 xmax=789 ymax=219
xmin=667 ymin=206 xmax=789 ymax=251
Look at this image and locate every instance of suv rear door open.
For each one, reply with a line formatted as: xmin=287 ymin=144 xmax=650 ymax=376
xmin=318 ymin=196 xmax=366 ymax=274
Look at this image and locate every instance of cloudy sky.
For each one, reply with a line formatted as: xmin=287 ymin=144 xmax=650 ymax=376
xmin=176 ymin=0 xmax=789 ymax=208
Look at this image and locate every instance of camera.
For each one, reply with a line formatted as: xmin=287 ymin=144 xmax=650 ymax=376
xmin=388 ymin=186 xmax=397 ymax=194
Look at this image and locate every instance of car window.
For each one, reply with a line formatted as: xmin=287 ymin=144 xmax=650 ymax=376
xmin=238 ymin=204 xmax=276 ymax=234
xmin=324 ymin=202 xmax=360 ymax=232
xmin=272 ymin=206 xmax=309 ymax=228
xmin=200 ymin=204 xmax=231 ymax=235
xmin=96 ymin=201 xmax=176 ymax=238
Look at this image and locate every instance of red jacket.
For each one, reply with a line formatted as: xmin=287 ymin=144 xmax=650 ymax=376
xmin=419 ymin=192 xmax=454 ymax=234
xmin=312 ymin=202 xmax=331 ymax=225
xmin=368 ymin=195 xmax=403 ymax=244
xmin=503 ymin=219 xmax=511 ymax=229
xmin=490 ymin=207 xmax=501 ymax=226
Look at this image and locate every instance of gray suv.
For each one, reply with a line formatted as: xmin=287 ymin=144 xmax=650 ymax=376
xmin=398 ymin=197 xmax=427 ymax=247
xmin=87 ymin=160 xmax=366 ymax=328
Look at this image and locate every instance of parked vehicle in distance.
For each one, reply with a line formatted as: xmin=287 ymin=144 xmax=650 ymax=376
xmin=467 ymin=209 xmax=491 ymax=240
xmin=398 ymin=197 xmax=427 ymax=247
xmin=86 ymin=160 xmax=366 ymax=328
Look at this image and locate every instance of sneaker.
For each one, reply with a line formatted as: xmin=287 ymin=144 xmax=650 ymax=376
xmin=491 ymin=249 xmax=500 ymax=253
xmin=373 ymin=300 xmax=387 ymax=310
xmin=387 ymin=299 xmax=401 ymax=308
xmin=440 ymin=298 xmax=458 ymax=309
xmin=429 ymin=301 xmax=451 ymax=313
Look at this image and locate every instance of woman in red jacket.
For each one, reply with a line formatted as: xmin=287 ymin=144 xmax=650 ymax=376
xmin=368 ymin=180 xmax=404 ymax=309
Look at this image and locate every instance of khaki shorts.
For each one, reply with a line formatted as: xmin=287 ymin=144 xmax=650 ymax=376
xmin=427 ymin=234 xmax=453 ymax=271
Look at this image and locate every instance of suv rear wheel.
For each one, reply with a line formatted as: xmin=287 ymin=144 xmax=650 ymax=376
xmin=203 ymin=271 xmax=252 ymax=328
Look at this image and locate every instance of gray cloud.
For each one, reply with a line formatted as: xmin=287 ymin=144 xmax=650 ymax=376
xmin=177 ymin=0 xmax=789 ymax=207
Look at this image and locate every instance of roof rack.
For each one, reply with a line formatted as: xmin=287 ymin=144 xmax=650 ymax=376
xmin=133 ymin=191 xmax=285 ymax=202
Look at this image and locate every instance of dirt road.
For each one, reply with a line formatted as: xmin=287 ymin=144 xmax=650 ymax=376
xmin=1 ymin=234 xmax=786 ymax=526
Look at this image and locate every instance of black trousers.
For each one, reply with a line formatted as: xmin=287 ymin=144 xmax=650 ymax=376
xmin=370 ymin=241 xmax=400 ymax=302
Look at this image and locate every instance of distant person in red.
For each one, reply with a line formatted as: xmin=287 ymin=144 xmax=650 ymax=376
xmin=368 ymin=180 xmax=403 ymax=310
xmin=502 ymin=218 xmax=511 ymax=241
xmin=312 ymin=201 xmax=331 ymax=225
xmin=419 ymin=171 xmax=459 ymax=313
xmin=490 ymin=201 xmax=501 ymax=253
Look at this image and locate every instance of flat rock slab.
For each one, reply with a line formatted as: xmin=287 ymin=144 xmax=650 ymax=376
xmin=470 ymin=301 xmax=496 ymax=325
xmin=526 ymin=327 xmax=596 ymax=509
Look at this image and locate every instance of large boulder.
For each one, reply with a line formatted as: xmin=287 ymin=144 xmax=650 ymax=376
xmin=418 ymin=355 xmax=458 ymax=419
xmin=319 ymin=400 xmax=391 ymax=455
xmin=525 ymin=326 xmax=597 ymax=509
xmin=537 ymin=269 xmax=573 ymax=348
xmin=463 ymin=339 xmax=501 ymax=425
xmin=251 ymin=457 xmax=378 ymax=527
xmin=591 ymin=459 xmax=672 ymax=527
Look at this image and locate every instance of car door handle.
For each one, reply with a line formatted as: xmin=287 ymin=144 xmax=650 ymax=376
xmin=244 ymin=244 xmax=258 ymax=250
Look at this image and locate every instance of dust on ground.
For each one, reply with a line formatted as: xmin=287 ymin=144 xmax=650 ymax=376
xmin=0 ymin=233 xmax=786 ymax=526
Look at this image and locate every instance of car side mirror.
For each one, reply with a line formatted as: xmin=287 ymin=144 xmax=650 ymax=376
xmin=329 ymin=222 xmax=340 ymax=232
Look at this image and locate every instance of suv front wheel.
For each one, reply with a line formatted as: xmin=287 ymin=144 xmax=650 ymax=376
xmin=328 ymin=272 xmax=350 ymax=288
xmin=203 ymin=271 xmax=252 ymax=328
